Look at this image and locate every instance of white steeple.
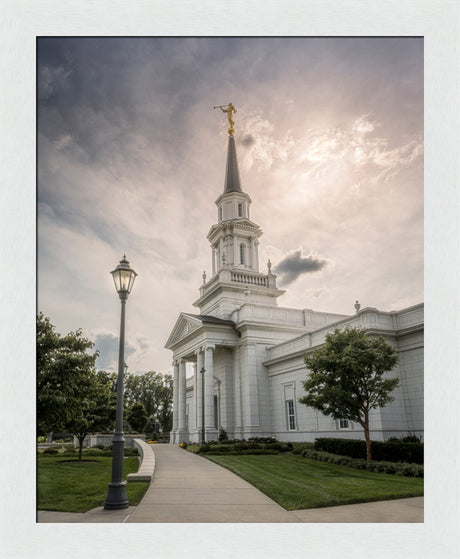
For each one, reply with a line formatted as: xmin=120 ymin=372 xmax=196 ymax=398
xmin=194 ymin=115 xmax=284 ymax=318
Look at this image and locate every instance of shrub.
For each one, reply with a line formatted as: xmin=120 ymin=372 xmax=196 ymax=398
xmin=218 ymin=428 xmax=229 ymax=442
xmin=314 ymin=437 xmax=423 ymax=464
xmin=387 ymin=434 xmax=422 ymax=443
xmin=83 ymin=447 xmax=112 ymax=457
xmin=124 ymin=447 xmax=139 ymax=456
xmin=193 ymin=441 xmax=290 ymax=455
xmin=42 ymin=447 xmax=59 ymax=455
xmin=186 ymin=444 xmax=202 ymax=454
xmin=302 ymin=449 xmax=423 ymax=477
xmin=248 ymin=436 xmax=278 ymax=444
xmin=291 ymin=442 xmax=315 ymax=455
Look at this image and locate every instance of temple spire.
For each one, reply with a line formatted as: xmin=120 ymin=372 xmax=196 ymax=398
xmin=224 ymin=135 xmax=243 ymax=193
xmin=214 ymin=103 xmax=243 ymax=193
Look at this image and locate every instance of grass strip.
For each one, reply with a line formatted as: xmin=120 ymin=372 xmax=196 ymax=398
xmin=37 ymin=455 xmax=149 ymax=512
xmin=205 ymin=454 xmax=423 ymax=510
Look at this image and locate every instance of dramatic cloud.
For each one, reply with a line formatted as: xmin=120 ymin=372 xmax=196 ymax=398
xmin=274 ymin=249 xmax=329 ymax=286
xmin=37 ymin=37 xmax=423 ymax=372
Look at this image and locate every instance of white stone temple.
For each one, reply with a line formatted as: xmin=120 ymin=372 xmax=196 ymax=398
xmin=165 ymin=114 xmax=424 ymax=444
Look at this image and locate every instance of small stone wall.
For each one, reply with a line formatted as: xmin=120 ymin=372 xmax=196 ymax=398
xmin=73 ymin=434 xmax=146 ymax=448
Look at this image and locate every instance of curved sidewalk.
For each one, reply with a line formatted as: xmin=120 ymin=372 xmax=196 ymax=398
xmin=38 ymin=445 xmax=423 ymax=523
xmin=126 ymin=444 xmax=297 ymax=522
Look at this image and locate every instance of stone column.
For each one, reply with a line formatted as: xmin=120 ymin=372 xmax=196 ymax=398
xmin=177 ymin=359 xmax=187 ymax=442
xmin=219 ymin=238 xmax=223 ymax=270
xmin=171 ymin=360 xmax=179 ymax=443
xmin=233 ymin=346 xmax=243 ymax=439
xmin=250 ymin=236 xmax=255 ymax=269
xmin=191 ymin=362 xmax=197 ymax=440
xmin=211 ymin=245 xmax=216 ymax=276
xmin=204 ymin=345 xmax=218 ymax=441
xmin=254 ymin=239 xmax=260 ymax=272
xmin=233 ymin=234 xmax=239 ymax=265
xmin=195 ymin=348 xmax=204 ymax=442
xmin=241 ymin=342 xmax=262 ymax=438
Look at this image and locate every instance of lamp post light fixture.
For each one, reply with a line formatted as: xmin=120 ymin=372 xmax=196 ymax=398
xmin=104 ymin=255 xmax=137 ymax=510
xmin=200 ymin=367 xmax=205 ymax=445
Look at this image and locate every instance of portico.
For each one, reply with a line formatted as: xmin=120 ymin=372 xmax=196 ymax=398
xmin=166 ymin=313 xmax=243 ymax=443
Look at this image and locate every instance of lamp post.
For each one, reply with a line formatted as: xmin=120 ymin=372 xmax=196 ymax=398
xmin=200 ymin=367 xmax=205 ymax=444
xmin=104 ymin=255 xmax=137 ymax=510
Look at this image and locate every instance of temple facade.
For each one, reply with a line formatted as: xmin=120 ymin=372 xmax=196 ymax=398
xmin=165 ymin=117 xmax=424 ymax=444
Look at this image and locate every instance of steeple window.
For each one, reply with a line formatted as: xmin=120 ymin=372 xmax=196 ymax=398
xmin=240 ymin=243 xmax=245 ymax=265
xmin=238 ymin=203 xmax=243 ymax=217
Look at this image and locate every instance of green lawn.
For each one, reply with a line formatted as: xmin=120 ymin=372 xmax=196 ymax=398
xmin=37 ymin=455 xmax=149 ymax=512
xmin=206 ymin=454 xmax=424 ymax=510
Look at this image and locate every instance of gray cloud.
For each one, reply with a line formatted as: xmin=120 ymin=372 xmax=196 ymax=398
xmin=94 ymin=332 xmax=136 ymax=371
xmin=240 ymin=134 xmax=255 ymax=147
xmin=274 ymin=250 xmax=328 ymax=286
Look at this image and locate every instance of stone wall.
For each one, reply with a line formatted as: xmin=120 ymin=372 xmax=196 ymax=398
xmin=74 ymin=433 xmax=146 ymax=448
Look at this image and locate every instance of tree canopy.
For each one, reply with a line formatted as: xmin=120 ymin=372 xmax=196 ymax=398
xmin=37 ymin=313 xmax=101 ymax=435
xmin=299 ymin=327 xmax=399 ymax=460
xmin=67 ymin=370 xmax=115 ymax=460
xmin=124 ymin=371 xmax=173 ymax=434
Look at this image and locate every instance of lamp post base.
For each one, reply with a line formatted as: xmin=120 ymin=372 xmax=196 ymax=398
xmin=104 ymin=481 xmax=129 ymax=510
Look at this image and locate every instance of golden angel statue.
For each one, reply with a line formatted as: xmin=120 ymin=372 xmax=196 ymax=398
xmin=213 ymin=102 xmax=237 ymax=135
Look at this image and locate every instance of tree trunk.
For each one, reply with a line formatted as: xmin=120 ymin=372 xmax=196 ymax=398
xmin=78 ymin=436 xmax=84 ymax=461
xmin=363 ymin=411 xmax=372 ymax=460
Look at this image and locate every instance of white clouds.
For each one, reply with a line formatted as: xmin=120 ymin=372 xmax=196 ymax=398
xmin=237 ymin=113 xmax=295 ymax=171
xmin=55 ymin=133 xmax=73 ymax=150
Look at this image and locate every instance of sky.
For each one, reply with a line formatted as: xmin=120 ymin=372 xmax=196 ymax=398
xmin=37 ymin=37 xmax=424 ymax=376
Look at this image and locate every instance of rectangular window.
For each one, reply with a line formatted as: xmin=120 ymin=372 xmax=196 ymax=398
xmin=238 ymin=203 xmax=243 ymax=217
xmin=286 ymin=400 xmax=296 ymax=430
xmin=240 ymin=243 xmax=245 ymax=264
xmin=338 ymin=419 xmax=350 ymax=429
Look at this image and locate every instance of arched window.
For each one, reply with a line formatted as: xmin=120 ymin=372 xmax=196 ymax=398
xmin=240 ymin=243 xmax=245 ymax=265
xmin=219 ymin=207 xmax=223 ymax=222
xmin=238 ymin=203 xmax=243 ymax=217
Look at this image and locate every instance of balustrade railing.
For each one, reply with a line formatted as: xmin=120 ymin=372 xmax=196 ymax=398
xmin=231 ymin=271 xmax=268 ymax=286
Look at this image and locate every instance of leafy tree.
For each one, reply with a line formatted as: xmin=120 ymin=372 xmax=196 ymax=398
xmin=299 ymin=327 xmax=399 ymax=460
xmin=157 ymin=374 xmax=173 ymax=434
xmin=144 ymin=415 xmax=159 ymax=440
xmin=126 ymin=402 xmax=148 ymax=433
xmin=37 ymin=313 xmax=100 ymax=436
xmin=124 ymin=371 xmax=173 ymax=434
xmin=67 ymin=371 xmax=115 ymax=460
xmin=124 ymin=371 xmax=164 ymax=417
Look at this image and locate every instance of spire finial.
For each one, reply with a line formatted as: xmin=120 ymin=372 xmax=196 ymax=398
xmin=214 ymin=102 xmax=237 ymax=135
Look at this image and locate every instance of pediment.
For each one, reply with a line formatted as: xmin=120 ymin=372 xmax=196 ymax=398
xmin=165 ymin=313 xmax=203 ymax=349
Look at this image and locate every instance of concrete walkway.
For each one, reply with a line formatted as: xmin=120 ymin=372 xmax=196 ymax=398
xmin=37 ymin=444 xmax=423 ymax=523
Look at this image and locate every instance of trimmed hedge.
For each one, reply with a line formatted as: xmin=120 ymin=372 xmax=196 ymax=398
xmin=186 ymin=441 xmax=291 ymax=455
xmin=302 ymin=449 xmax=423 ymax=477
xmin=314 ymin=438 xmax=423 ymax=464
